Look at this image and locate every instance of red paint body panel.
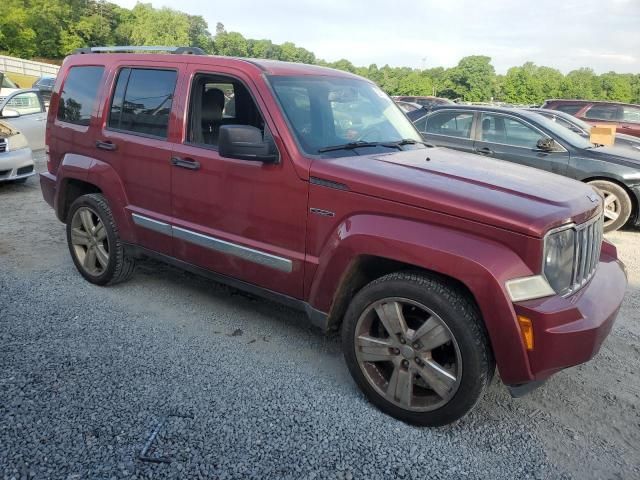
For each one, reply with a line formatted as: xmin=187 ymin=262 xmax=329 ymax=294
xmin=43 ymin=53 xmax=628 ymax=389
xmin=514 ymin=248 xmax=625 ymax=381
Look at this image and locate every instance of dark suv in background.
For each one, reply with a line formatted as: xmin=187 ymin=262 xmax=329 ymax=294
xmin=542 ymin=99 xmax=640 ymax=138
xmin=33 ymin=75 xmax=56 ymax=103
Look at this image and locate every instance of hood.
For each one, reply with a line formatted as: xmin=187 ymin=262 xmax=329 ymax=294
xmin=586 ymin=145 xmax=640 ymax=168
xmin=310 ymin=147 xmax=601 ymax=237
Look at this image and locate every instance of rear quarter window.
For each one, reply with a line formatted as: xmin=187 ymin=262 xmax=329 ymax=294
xmin=57 ymin=66 xmax=105 ymax=126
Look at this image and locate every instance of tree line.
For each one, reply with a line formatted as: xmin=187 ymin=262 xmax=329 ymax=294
xmin=2 ymin=0 xmax=639 ymax=104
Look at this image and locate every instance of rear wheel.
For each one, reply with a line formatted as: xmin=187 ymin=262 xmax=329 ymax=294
xmin=587 ymin=180 xmax=632 ymax=232
xmin=342 ymin=272 xmax=494 ymax=426
xmin=66 ymin=193 xmax=135 ymax=285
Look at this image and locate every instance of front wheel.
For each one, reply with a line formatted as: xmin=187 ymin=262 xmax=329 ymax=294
xmin=342 ymin=272 xmax=494 ymax=426
xmin=587 ymin=180 xmax=632 ymax=232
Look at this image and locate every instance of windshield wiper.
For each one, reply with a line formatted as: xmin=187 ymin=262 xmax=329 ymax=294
xmin=391 ymin=138 xmax=434 ymax=148
xmin=317 ymin=141 xmax=404 ymax=153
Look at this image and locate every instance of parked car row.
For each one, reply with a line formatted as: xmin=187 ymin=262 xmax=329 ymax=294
xmin=529 ymin=108 xmax=640 ymax=151
xmin=409 ymin=104 xmax=640 ymax=232
xmin=542 ymin=99 xmax=640 ymax=138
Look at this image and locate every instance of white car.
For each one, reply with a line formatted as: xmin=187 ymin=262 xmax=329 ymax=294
xmin=0 ymin=119 xmax=35 ymax=183
xmin=0 ymin=88 xmax=47 ymax=151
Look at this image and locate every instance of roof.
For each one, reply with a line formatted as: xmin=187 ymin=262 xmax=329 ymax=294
xmin=543 ymin=98 xmax=640 ymax=107
xmin=66 ymin=50 xmax=362 ymax=80
xmin=413 ymin=104 xmax=547 ymax=122
xmin=243 ymin=59 xmax=362 ymax=78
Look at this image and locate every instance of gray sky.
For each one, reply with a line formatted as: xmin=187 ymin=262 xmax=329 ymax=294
xmin=111 ymin=0 xmax=640 ymax=74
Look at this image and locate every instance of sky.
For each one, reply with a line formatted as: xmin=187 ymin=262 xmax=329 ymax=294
xmin=110 ymin=0 xmax=640 ymax=74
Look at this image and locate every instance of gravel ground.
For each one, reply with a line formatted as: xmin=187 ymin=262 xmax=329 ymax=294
xmin=1 ymin=153 xmax=638 ymax=479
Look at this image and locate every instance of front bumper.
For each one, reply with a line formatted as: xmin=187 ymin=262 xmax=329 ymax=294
xmin=0 ymin=147 xmax=35 ymax=182
xmin=511 ymin=244 xmax=626 ymax=385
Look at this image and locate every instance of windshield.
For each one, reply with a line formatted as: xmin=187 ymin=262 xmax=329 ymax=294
xmin=268 ymin=75 xmax=423 ymax=156
xmin=556 ymin=112 xmax=592 ymax=132
xmin=528 ymin=112 xmax=594 ymax=149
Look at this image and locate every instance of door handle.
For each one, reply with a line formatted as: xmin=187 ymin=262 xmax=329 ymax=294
xmin=474 ymin=147 xmax=493 ymax=155
xmin=171 ymin=157 xmax=200 ymax=170
xmin=96 ymin=140 xmax=117 ymax=151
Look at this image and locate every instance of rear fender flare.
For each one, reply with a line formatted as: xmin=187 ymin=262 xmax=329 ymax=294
xmin=55 ymin=154 xmax=134 ymax=242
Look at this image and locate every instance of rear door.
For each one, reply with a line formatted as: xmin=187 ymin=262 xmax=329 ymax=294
xmin=416 ymin=109 xmax=476 ymax=153
xmin=473 ymin=112 xmax=569 ymax=175
xmin=95 ymin=61 xmax=184 ymax=256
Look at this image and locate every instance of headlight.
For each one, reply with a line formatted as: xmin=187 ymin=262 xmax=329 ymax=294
xmin=543 ymin=226 xmax=575 ymax=295
xmin=7 ymin=133 xmax=29 ymax=151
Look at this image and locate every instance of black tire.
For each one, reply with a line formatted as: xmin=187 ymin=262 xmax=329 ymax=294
xmin=66 ymin=193 xmax=135 ymax=285
xmin=587 ymin=180 xmax=632 ymax=232
xmin=342 ymin=272 xmax=494 ymax=427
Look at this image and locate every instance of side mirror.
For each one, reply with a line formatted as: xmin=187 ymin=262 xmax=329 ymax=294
xmin=218 ymin=125 xmax=279 ymax=163
xmin=1 ymin=108 xmax=20 ymax=119
xmin=536 ymin=137 xmax=556 ymax=152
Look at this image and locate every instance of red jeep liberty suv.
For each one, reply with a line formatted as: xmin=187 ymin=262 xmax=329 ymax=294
xmin=40 ymin=47 xmax=627 ymax=426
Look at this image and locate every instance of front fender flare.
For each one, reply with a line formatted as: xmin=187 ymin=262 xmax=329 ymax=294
xmin=308 ymin=214 xmax=536 ymax=384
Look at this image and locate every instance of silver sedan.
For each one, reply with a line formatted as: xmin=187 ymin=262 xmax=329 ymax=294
xmin=0 ymin=88 xmax=47 ymax=151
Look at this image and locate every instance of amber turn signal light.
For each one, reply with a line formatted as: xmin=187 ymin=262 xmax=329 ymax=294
xmin=517 ymin=316 xmax=534 ymax=351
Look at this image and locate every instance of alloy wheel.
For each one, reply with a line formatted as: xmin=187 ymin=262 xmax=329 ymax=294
xmin=354 ymin=297 xmax=462 ymax=412
xmin=600 ymin=190 xmax=621 ymax=228
xmin=70 ymin=206 xmax=109 ymax=276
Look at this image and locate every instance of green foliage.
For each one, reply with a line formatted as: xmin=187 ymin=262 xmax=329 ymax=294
xmin=1 ymin=1 xmax=638 ymax=105
xmin=446 ymin=56 xmax=496 ymax=101
xmin=128 ymin=3 xmax=190 ymax=46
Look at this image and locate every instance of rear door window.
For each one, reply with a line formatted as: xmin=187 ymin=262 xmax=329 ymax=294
xmin=57 ymin=66 xmax=105 ymax=126
xmin=425 ymin=111 xmax=474 ymax=138
xmin=584 ymin=104 xmax=620 ymax=121
xmin=108 ymin=68 xmax=178 ymax=138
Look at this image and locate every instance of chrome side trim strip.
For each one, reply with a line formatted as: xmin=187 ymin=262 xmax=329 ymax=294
xmin=173 ymin=227 xmax=293 ymax=273
xmin=132 ymin=212 xmax=293 ymax=273
xmin=131 ymin=213 xmax=172 ymax=236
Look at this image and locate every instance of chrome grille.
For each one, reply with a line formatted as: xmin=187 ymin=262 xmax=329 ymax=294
xmin=0 ymin=138 xmax=6 ymax=153
xmin=570 ymin=213 xmax=604 ymax=293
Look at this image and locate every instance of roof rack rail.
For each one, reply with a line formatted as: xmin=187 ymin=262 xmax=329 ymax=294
xmin=72 ymin=46 xmax=205 ymax=55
